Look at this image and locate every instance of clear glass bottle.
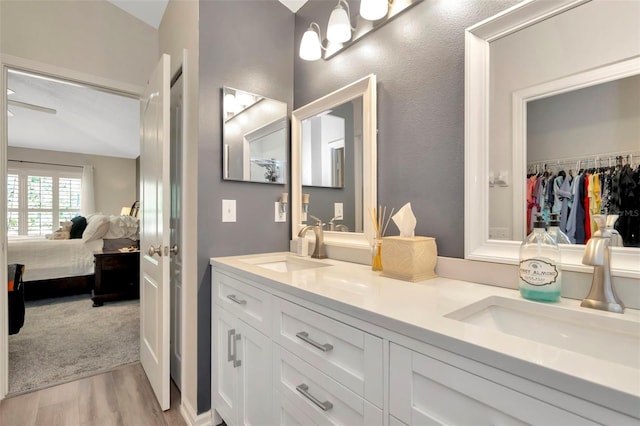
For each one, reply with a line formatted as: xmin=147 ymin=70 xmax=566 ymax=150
xmin=518 ymin=214 xmax=562 ymax=302
xmin=548 ymin=213 xmax=571 ymax=245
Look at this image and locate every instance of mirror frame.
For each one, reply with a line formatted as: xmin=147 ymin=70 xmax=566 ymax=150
xmin=291 ymin=74 xmax=377 ymax=251
xmin=465 ymin=0 xmax=640 ymax=278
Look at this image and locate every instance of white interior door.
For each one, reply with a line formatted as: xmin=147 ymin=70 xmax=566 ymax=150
xmin=169 ymin=68 xmax=183 ymax=389
xmin=140 ymin=53 xmax=171 ymax=411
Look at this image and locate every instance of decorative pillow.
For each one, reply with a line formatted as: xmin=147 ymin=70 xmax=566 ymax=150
xmin=70 ymin=216 xmax=87 ymax=239
xmin=82 ymin=215 xmax=110 ymax=242
xmin=59 ymin=221 xmax=72 ymax=233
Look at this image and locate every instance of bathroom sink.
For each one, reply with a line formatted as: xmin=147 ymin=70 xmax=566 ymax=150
xmin=446 ymin=296 xmax=640 ymax=369
xmin=239 ymin=254 xmax=332 ymax=273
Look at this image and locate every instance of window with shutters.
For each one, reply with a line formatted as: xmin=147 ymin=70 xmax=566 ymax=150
xmin=7 ymin=167 xmax=82 ymax=236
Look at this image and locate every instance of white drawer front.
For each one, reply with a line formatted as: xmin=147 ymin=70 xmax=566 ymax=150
xmin=273 ymin=344 xmax=383 ymax=426
xmin=390 ymin=343 xmax=598 ymax=426
xmin=273 ymin=389 xmax=318 ymax=426
xmin=273 ymin=298 xmax=383 ymax=407
xmin=213 ymin=271 xmax=272 ymax=336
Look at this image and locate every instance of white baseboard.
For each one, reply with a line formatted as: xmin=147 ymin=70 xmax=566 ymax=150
xmin=180 ymin=398 xmax=212 ymax=426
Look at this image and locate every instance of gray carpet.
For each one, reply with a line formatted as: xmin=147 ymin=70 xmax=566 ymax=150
xmin=8 ymin=294 xmax=139 ymax=394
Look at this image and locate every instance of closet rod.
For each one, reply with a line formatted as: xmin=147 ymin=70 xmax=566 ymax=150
xmin=528 ymin=149 xmax=640 ymax=167
xmin=8 ymin=160 xmax=83 ymax=169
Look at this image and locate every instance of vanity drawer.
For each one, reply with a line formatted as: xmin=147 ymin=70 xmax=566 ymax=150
xmin=389 ymin=343 xmax=599 ymax=426
xmin=273 ymin=344 xmax=383 ymax=426
xmin=213 ymin=271 xmax=272 ymax=337
xmin=273 ymin=298 xmax=383 ymax=407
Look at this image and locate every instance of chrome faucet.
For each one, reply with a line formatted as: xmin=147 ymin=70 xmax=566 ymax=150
xmin=325 ymin=216 xmax=349 ymax=232
xmin=297 ymin=214 xmax=327 ymax=259
xmin=581 ymin=214 xmax=624 ymax=313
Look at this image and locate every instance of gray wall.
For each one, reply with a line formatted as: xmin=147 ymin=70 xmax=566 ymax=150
xmin=197 ymin=0 xmax=294 ymax=412
xmin=294 ymin=0 xmax=520 ymax=257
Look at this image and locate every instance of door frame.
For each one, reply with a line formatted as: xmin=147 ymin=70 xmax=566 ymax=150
xmin=0 ymin=54 xmax=175 ymax=399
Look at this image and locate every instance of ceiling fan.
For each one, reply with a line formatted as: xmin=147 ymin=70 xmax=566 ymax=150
xmin=7 ymin=88 xmax=57 ymax=116
xmin=7 ymin=70 xmax=59 ymax=117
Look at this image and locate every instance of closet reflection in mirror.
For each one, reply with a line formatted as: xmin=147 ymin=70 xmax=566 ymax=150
xmin=222 ymin=87 xmax=287 ymax=184
xmin=302 ymin=97 xmax=363 ymax=232
xmin=492 ymin=74 xmax=640 ymax=246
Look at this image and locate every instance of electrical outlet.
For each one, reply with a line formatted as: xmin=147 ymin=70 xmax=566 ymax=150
xmin=334 ymin=202 xmax=343 ymax=220
xmin=274 ymin=201 xmax=286 ymax=222
xmin=222 ymin=199 xmax=236 ymax=222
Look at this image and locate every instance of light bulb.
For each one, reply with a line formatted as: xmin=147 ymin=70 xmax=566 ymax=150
xmin=327 ymin=2 xmax=351 ymax=43
xmin=299 ymin=25 xmax=322 ymax=61
xmin=224 ymin=93 xmax=238 ymax=115
xmin=360 ymin=0 xmax=388 ymax=20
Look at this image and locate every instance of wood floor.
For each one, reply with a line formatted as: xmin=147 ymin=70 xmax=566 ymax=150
xmin=0 ymin=362 xmax=186 ymax=426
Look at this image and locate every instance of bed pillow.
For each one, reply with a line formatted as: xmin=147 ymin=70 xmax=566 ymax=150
xmin=103 ymin=215 xmax=139 ymax=240
xmin=82 ymin=215 xmax=110 ymax=242
xmin=70 ymin=216 xmax=87 ymax=239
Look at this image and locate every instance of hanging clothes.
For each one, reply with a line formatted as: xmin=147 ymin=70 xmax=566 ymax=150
xmin=583 ymin=173 xmax=592 ymax=243
xmin=557 ymin=174 xmax=573 ymax=232
xmin=615 ymin=164 xmax=640 ymax=247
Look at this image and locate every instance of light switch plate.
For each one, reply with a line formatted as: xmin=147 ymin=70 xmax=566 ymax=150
xmin=275 ymin=201 xmax=286 ymax=222
xmin=334 ymin=202 xmax=343 ymax=220
xmin=222 ymin=199 xmax=236 ymax=222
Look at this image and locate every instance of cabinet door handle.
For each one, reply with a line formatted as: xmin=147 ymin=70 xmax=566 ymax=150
xmin=227 ymin=294 xmax=247 ymax=305
xmin=296 ymin=331 xmax=333 ymax=352
xmin=233 ymin=333 xmax=242 ymax=368
xmin=296 ymin=384 xmax=333 ymax=411
xmin=227 ymin=329 xmax=236 ymax=362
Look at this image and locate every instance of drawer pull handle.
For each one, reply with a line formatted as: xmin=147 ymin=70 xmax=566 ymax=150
xmin=296 ymin=331 xmax=333 ymax=352
xmin=233 ymin=333 xmax=242 ymax=368
xmin=227 ymin=329 xmax=235 ymax=362
xmin=227 ymin=294 xmax=247 ymax=305
xmin=296 ymin=384 xmax=333 ymax=411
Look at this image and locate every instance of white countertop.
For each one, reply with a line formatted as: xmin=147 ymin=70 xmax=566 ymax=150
xmin=211 ymin=252 xmax=640 ymax=417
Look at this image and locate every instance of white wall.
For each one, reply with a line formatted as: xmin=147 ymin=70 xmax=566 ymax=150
xmin=8 ymin=147 xmax=137 ymax=216
xmin=0 ymin=0 xmax=158 ymax=88
xmin=527 ymin=75 xmax=640 ymax=164
xmin=487 ymin=0 xmax=640 ymax=239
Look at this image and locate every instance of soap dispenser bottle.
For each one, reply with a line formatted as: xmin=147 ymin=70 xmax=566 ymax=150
xmin=548 ymin=213 xmax=571 ymax=245
xmin=519 ymin=214 xmax=562 ymax=302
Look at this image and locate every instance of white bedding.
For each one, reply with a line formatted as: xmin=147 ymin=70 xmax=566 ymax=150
xmin=7 ymin=236 xmax=103 ymax=281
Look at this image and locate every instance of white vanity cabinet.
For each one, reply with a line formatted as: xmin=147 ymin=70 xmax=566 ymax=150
xmin=212 ymin=272 xmax=273 ymax=426
xmin=212 ymin=260 xmax=639 ymax=426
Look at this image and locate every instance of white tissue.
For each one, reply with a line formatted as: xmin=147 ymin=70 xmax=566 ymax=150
xmin=392 ymin=202 xmax=417 ymax=238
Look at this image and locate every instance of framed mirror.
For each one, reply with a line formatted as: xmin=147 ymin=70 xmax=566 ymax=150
xmin=465 ymin=0 xmax=640 ymax=277
xmin=222 ymin=87 xmax=288 ymax=184
xmin=292 ymin=74 xmax=376 ymax=250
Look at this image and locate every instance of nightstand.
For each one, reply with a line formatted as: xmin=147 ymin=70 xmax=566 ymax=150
xmin=92 ymin=250 xmax=140 ymax=307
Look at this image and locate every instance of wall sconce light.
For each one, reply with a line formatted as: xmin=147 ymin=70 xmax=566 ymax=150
xmin=327 ymin=0 xmax=354 ymax=43
xmin=360 ymin=0 xmax=389 ymax=21
xmin=279 ymin=192 xmax=288 ymax=214
xmin=299 ymin=22 xmax=324 ymax=61
xmin=299 ymin=0 xmax=421 ymax=61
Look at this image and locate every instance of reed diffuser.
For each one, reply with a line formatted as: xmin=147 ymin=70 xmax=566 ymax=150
xmin=369 ymin=205 xmax=394 ymax=271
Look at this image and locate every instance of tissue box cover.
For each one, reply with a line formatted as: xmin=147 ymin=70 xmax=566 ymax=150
xmin=381 ymin=236 xmax=437 ymax=282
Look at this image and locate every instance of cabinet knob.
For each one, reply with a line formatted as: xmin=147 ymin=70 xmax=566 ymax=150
xmin=165 ymin=244 xmax=179 ymax=256
xmin=147 ymin=245 xmax=162 ymax=257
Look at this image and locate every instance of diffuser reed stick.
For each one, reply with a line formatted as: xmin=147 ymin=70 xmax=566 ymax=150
xmin=369 ymin=205 xmax=394 ymax=271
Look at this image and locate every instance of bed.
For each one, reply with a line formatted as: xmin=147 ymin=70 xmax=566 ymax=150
xmin=7 ymin=214 xmax=139 ymax=300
